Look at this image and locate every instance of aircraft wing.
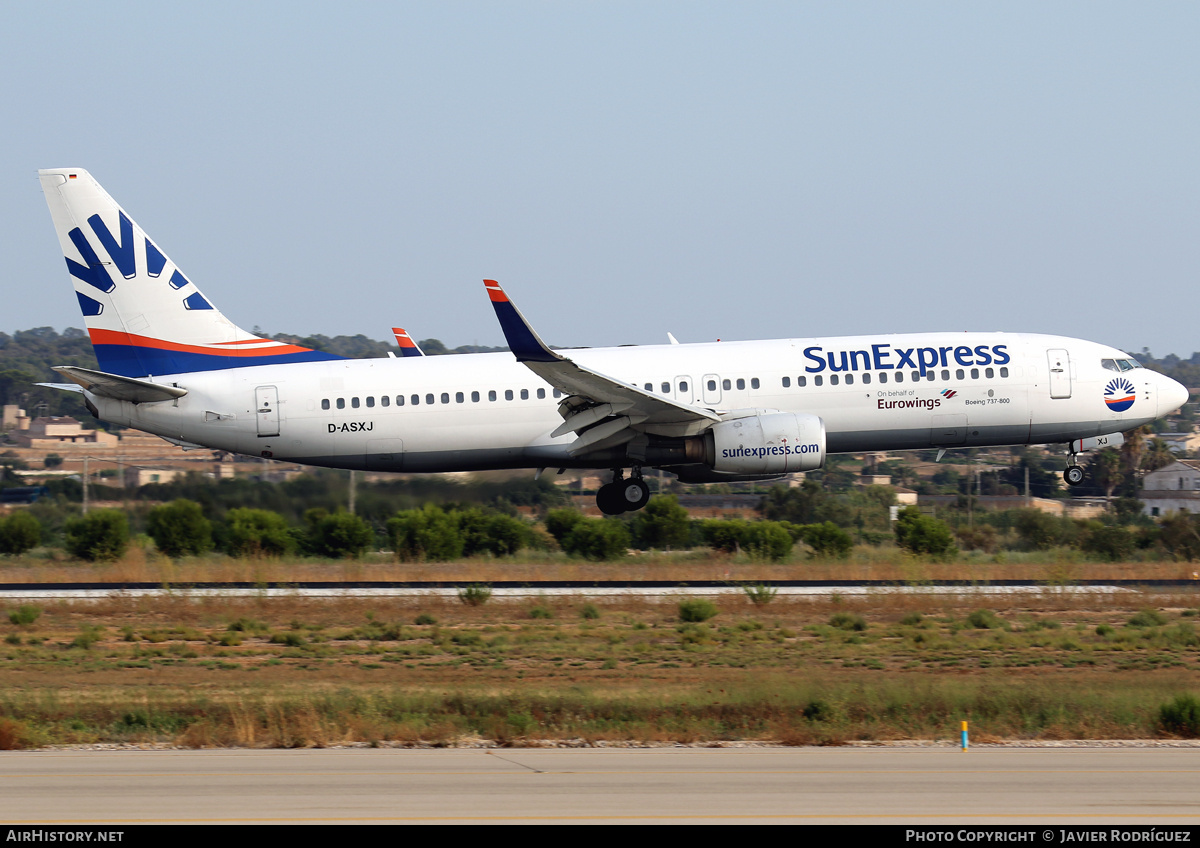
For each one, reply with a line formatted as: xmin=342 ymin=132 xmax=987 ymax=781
xmin=485 ymin=280 xmax=718 ymax=455
xmin=50 ymin=366 xmax=188 ymax=404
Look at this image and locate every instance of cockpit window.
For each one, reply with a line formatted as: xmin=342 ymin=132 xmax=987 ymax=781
xmin=1103 ymin=357 xmax=1141 ymax=372
xmin=1101 ymin=359 xmax=1119 ymax=372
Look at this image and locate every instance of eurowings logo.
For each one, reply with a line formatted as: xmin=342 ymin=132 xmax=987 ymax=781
xmin=1104 ymin=378 xmax=1136 ymax=412
xmin=940 ymin=389 xmax=957 ymax=399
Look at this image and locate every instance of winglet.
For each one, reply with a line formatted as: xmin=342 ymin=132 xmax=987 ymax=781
xmin=392 ymin=328 xmax=425 ymax=357
xmin=484 ymin=280 xmax=560 ymax=363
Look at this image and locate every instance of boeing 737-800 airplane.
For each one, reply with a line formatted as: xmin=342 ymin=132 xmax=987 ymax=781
xmin=36 ymin=169 xmax=1190 ymax=515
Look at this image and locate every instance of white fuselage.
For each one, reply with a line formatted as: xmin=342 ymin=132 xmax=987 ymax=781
xmin=85 ymin=330 xmax=1185 ymax=474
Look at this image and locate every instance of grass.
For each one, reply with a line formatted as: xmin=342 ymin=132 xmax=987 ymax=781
xmin=0 ymin=587 xmax=1196 ymax=747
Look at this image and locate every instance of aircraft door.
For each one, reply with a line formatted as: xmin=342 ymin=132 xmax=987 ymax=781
xmin=702 ymin=374 xmax=722 ymax=405
xmin=675 ymin=376 xmax=694 ymax=405
xmin=1047 ymin=349 xmax=1072 ymax=399
xmin=255 ymin=386 xmax=280 ymax=437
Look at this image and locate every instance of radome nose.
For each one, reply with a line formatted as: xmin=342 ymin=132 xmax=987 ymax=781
xmin=1160 ymin=375 xmax=1190 ymax=418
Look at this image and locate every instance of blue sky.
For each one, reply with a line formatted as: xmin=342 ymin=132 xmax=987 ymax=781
xmin=2 ymin=2 xmax=1198 ymax=356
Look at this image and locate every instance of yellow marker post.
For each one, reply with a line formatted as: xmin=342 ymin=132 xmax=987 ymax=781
xmin=961 ymin=720 xmax=969 ymax=752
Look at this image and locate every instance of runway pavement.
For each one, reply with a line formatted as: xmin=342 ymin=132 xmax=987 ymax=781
xmin=0 ymin=746 xmax=1197 ymax=824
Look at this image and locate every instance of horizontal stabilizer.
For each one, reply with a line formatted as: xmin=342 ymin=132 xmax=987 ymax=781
xmin=51 ymin=366 xmax=188 ymax=403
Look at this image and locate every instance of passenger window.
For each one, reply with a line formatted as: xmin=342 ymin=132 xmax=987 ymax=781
xmin=382 ymin=396 xmax=390 ymax=407
xmin=396 ymin=395 xmax=405 ymax=406
xmin=782 ymin=377 xmax=790 ymax=388
xmin=411 ymin=395 xmax=419 ymax=406
xmin=472 ymin=391 xmax=480 ymax=402
xmin=722 ymin=379 xmax=731 ymax=390
xmin=814 ymin=375 xmax=823 ymax=386
xmin=926 ymin=372 xmax=935 ymax=382
xmin=505 ymin=390 xmax=514 ymax=401
xmin=879 ymin=373 xmax=887 ymax=384
xmin=336 ymin=398 xmax=345 ymax=409
xmin=999 ymin=367 xmax=1009 ymax=378
xmin=845 ymin=374 xmax=853 ymax=385
xmin=661 ymin=382 xmax=670 ymax=393
xmin=862 ymin=373 xmax=871 ymax=384
xmin=537 ymin=388 xmax=545 ymax=399
xmin=440 ymin=393 xmax=449 ymax=404
xmin=940 ymin=370 xmax=949 ymax=381
xmin=351 ymin=397 xmax=360 ymax=408
xmin=970 ymin=368 xmax=979 ymax=379
xmin=912 ymin=371 xmax=920 ymax=382
xmin=321 ymin=399 xmax=330 ymax=410
xmin=830 ymin=374 xmax=839 ymax=386
xmin=955 ymin=369 xmax=964 ymax=380
xmin=489 ymin=390 xmax=497 ymax=401
xmin=985 ymin=368 xmax=994 ymax=379
xmin=708 ymin=379 xmax=717 ymax=391
xmin=679 ymin=381 xmax=688 ymax=393
xmin=751 ymin=378 xmax=760 ymax=389
xmin=426 ymin=393 xmax=435 ymax=405
xmin=894 ymin=372 xmax=903 ymax=383
xmin=520 ymin=389 xmax=529 ymax=400
xmin=797 ymin=376 xmax=806 ymax=387
xmin=644 ymin=383 xmax=653 ymax=391
xmin=456 ymin=392 xmax=464 ymax=403
xmin=736 ymin=378 xmax=746 ymax=390
xmin=366 ymin=396 xmax=375 ymax=408
xmin=553 ymin=389 xmax=562 ymax=398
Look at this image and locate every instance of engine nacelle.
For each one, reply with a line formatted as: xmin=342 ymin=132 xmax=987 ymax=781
xmin=708 ymin=412 xmax=826 ymax=475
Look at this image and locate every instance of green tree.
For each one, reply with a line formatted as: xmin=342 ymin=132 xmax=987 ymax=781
xmin=631 ymin=495 xmax=691 ymax=550
xmin=387 ymin=504 xmax=464 ymax=562
xmin=146 ymin=499 xmax=212 ymax=558
xmin=1160 ymin=512 xmax=1200 ymax=561
xmin=64 ymin=510 xmax=130 ymax=562
xmin=220 ymin=508 xmax=293 ymax=557
xmin=307 ymin=511 xmax=375 ymax=559
xmin=560 ymin=518 xmax=631 ymax=561
xmin=795 ymin=521 xmax=853 ymax=559
xmin=0 ymin=511 xmax=41 ymax=555
xmin=894 ymin=507 xmax=957 ymax=558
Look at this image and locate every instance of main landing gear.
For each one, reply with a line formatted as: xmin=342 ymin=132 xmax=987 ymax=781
xmin=596 ymin=468 xmax=651 ymax=515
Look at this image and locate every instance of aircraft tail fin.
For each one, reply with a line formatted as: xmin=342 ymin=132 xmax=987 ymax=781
xmin=38 ymin=168 xmax=342 ymax=378
xmin=392 ymin=328 xmax=425 ymax=357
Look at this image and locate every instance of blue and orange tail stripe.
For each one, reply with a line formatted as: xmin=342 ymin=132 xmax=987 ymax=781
xmin=392 ymin=328 xmax=425 ymax=357
xmin=88 ymin=329 xmax=342 ymax=378
xmin=483 ymin=280 xmax=557 ymax=363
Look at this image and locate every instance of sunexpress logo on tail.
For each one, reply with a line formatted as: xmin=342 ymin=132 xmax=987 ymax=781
xmin=803 ymin=343 xmax=1011 ymax=376
xmin=1104 ymin=378 xmax=1136 ymax=412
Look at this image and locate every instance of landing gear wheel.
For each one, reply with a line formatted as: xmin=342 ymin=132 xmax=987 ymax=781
xmin=621 ymin=478 xmax=651 ymax=512
xmin=596 ymin=483 xmax=627 ymax=516
xmin=1064 ymin=465 xmax=1084 ymax=486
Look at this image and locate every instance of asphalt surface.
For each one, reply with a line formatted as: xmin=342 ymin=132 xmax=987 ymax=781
xmin=1 ymin=746 xmax=1198 ymax=824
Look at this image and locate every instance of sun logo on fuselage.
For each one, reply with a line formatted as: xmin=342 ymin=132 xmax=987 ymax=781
xmin=1104 ymin=377 xmax=1136 ymax=412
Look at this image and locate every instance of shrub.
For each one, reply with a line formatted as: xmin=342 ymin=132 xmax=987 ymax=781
xmin=221 ymin=508 xmax=293 ymax=557
xmin=544 ymin=509 xmax=586 ymax=545
xmin=795 ymin=522 xmax=853 ymax=559
xmin=829 ymin=612 xmax=867 ymax=632
xmin=529 ymin=605 xmax=554 ymax=620
xmin=387 ymin=505 xmax=463 ymax=562
xmin=894 ymin=508 xmax=957 ymax=559
xmin=457 ymin=584 xmax=492 ymax=607
xmin=64 ymin=510 xmax=130 ymax=562
xmin=742 ymin=584 xmax=778 ymax=606
xmin=146 ymin=499 xmax=212 ymax=558
xmin=967 ymin=609 xmax=1003 ymax=630
xmin=631 ymin=495 xmax=691 ymax=550
xmin=1081 ymin=524 xmax=1136 ymax=562
xmin=306 ymin=511 xmax=375 ymax=559
xmin=1157 ymin=694 xmax=1200 ymax=737
xmin=678 ymin=598 xmax=719 ymax=623
xmin=1128 ymin=609 xmax=1168 ymax=628
xmin=560 ymin=518 xmax=631 ymax=561
xmin=456 ymin=509 xmax=530 ymax=557
xmin=900 ymin=612 xmax=924 ymax=626
xmin=414 ymin=613 xmax=438 ymax=626
xmin=7 ymin=605 xmax=40 ymax=626
xmin=0 ymin=511 xmax=41 ymax=555
xmin=698 ymin=519 xmax=792 ymax=561
xmin=580 ymin=604 xmax=601 ymax=620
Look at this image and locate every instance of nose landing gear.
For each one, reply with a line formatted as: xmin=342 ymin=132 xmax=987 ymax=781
xmin=596 ymin=468 xmax=651 ymax=515
xmin=1064 ymin=446 xmax=1085 ymax=487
